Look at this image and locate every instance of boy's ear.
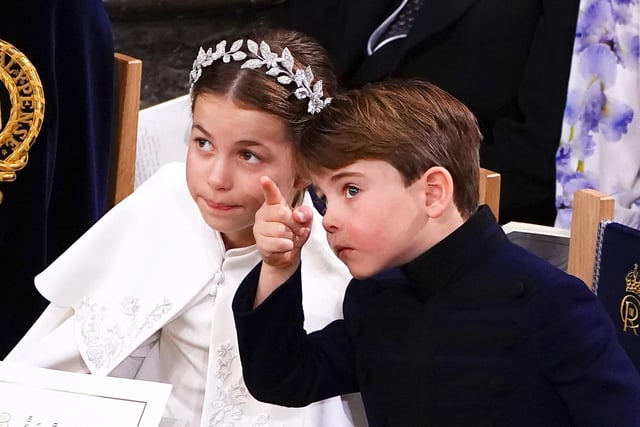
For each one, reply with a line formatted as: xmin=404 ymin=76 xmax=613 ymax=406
xmin=422 ymin=166 xmax=454 ymax=218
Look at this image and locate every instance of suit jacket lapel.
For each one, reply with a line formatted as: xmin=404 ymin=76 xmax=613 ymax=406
xmin=351 ymin=0 xmax=477 ymax=84
xmin=401 ymin=0 xmax=478 ymax=56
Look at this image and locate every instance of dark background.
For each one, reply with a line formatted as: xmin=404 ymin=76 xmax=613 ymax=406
xmin=105 ymin=0 xmax=284 ymax=108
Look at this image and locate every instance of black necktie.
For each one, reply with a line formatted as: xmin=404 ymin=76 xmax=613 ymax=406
xmin=380 ymin=0 xmax=425 ymax=41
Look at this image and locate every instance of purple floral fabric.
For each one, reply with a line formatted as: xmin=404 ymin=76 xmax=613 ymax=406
xmin=556 ymin=0 xmax=640 ymax=228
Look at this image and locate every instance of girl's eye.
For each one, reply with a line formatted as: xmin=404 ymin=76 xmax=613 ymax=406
xmin=345 ymin=185 xmax=360 ymax=198
xmin=196 ymin=138 xmax=213 ymax=151
xmin=241 ymin=151 xmax=260 ymax=163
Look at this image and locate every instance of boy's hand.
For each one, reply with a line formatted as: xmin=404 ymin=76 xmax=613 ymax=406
xmin=253 ymin=176 xmax=312 ymax=306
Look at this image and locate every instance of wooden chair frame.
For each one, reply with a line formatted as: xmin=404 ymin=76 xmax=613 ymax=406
xmin=479 ymin=167 xmax=500 ymax=221
xmin=110 ymin=52 xmax=142 ymax=206
xmin=567 ymin=189 xmax=615 ymax=289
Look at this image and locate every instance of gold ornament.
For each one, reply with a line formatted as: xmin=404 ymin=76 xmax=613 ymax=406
xmin=0 ymin=39 xmax=45 ymax=185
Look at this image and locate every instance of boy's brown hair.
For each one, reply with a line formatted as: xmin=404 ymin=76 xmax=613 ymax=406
xmin=298 ymin=79 xmax=482 ymax=219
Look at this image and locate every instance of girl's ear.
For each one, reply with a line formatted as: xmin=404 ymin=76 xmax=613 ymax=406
xmin=423 ymin=166 xmax=455 ymax=218
xmin=290 ymin=174 xmax=311 ymax=207
xmin=293 ymin=174 xmax=311 ymax=192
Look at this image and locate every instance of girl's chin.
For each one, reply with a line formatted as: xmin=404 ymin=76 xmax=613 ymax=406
xmin=206 ymin=222 xmax=256 ymax=249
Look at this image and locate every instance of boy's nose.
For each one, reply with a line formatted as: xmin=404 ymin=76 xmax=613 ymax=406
xmin=321 ymin=207 xmax=340 ymax=233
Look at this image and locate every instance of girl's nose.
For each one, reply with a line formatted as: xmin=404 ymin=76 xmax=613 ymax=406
xmin=207 ymin=157 xmax=233 ymax=190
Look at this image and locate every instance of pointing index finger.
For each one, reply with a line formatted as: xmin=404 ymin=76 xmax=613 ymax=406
xmin=261 ymin=176 xmax=285 ymax=206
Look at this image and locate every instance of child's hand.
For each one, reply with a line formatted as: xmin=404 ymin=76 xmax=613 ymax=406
xmin=255 ymin=176 xmax=312 ymax=268
xmin=253 ymin=176 xmax=312 ymax=306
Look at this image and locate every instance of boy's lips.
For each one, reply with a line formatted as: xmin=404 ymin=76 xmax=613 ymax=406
xmin=332 ymin=244 xmax=353 ymax=258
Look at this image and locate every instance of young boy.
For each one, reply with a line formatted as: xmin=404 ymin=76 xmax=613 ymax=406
xmin=232 ymin=80 xmax=640 ymax=426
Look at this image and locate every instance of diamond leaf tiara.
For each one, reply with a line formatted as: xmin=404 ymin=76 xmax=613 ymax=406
xmin=189 ymin=39 xmax=332 ymax=114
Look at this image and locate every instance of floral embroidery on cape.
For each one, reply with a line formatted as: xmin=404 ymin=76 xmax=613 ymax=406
xmin=76 ymin=296 xmax=172 ymax=370
xmin=206 ymin=342 xmax=285 ymax=427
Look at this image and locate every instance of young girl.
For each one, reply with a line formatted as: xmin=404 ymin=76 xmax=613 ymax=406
xmin=5 ymin=28 xmax=362 ymax=427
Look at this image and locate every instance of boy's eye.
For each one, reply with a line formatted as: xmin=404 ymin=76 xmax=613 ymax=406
xmin=345 ymin=185 xmax=360 ymax=198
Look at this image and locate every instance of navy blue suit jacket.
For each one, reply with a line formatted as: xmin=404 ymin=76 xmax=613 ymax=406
xmin=234 ymin=207 xmax=640 ymax=426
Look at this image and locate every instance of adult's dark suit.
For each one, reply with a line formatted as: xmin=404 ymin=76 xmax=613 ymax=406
xmin=268 ymin=0 xmax=580 ymax=225
xmin=0 ymin=0 xmax=115 ymax=357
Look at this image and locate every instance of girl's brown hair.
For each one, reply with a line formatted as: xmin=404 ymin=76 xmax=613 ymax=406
xmin=299 ymin=79 xmax=482 ymax=219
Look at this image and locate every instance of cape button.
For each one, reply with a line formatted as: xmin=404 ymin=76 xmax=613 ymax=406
xmin=214 ymin=271 xmax=225 ymax=285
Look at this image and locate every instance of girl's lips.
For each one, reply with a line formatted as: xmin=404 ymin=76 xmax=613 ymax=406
xmin=206 ymin=200 xmax=235 ymax=211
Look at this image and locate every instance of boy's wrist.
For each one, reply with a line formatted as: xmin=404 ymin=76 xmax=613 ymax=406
xmin=255 ymin=261 xmax=301 ymax=307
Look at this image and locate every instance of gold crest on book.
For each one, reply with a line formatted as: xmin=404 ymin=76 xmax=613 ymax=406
xmin=0 ymin=39 xmax=45 ymax=205
xmin=621 ymin=263 xmax=640 ymax=336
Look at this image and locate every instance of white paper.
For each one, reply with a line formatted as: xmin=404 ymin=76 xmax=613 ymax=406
xmin=0 ymin=362 xmax=171 ymax=427
xmin=502 ymin=221 xmax=571 ymax=270
xmin=135 ymin=95 xmax=191 ymax=188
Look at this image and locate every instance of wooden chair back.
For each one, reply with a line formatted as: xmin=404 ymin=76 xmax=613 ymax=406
xmin=109 ymin=52 xmax=142 ymax=207
xmin=479 ymin=167 xmax=500 ymax=221
xmin=567 ymin=189 xmax=615 ymax=289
